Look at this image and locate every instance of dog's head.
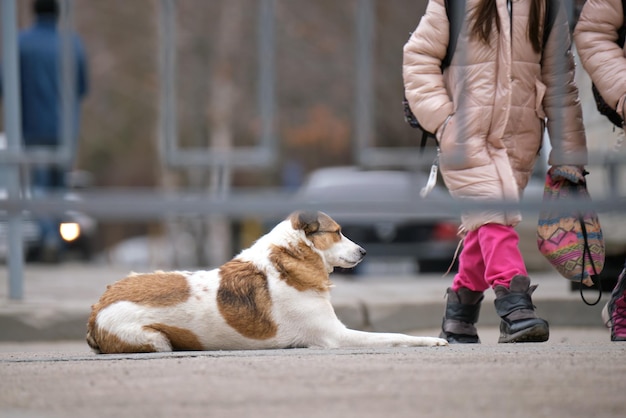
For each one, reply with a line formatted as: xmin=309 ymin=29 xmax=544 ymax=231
xmin=289 ymin=211 xmax=366 ymax=271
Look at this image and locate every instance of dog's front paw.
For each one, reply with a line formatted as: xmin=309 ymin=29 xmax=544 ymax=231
xmin=427 ymin=337 xmax=449 ymax=347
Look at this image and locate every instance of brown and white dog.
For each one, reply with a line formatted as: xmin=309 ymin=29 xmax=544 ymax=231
xmin=87 ymin=211 xmax=448 ymax=353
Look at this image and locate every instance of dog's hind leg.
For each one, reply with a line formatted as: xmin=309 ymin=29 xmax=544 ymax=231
xmin=135 ymin=326 xmax=174 ymax=352
xmin=90 ymin=324 xmax=173 ymax=354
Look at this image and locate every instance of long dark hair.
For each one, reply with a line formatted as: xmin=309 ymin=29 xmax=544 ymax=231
xmin=470 ymin=0 xmax=544 ymax=53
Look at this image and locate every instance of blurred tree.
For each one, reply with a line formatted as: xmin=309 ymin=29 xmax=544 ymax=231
xmin=69 ymin=0 xmax=433 ymax=258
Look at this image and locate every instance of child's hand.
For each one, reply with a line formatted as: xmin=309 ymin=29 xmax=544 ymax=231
xmin=549 ymin=165 xmax=586 ymax=183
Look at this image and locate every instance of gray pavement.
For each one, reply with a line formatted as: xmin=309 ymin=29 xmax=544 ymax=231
xmin=0 ymin=332 xmax=621 ymax=418
xmin=1 ymin=327 xmax=623 ymax=418
xmin=0 ymin=262 xmax=612 ymax=343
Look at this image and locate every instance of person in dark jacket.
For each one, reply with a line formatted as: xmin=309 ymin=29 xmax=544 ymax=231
xmin=18 ymin=0 xmax=88 ymax=175
xmin=1 ymin=0 xmax=88 ymax=257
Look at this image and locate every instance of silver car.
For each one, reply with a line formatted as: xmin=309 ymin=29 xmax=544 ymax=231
xmin=295 ymin=166 xmax=460 ymax=274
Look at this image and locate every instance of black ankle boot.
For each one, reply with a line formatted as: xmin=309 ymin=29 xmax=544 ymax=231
xmin=494 ymin=275 xmax=549 ymax=343
xmin=440 ymin=287 xmax=484 ymax=344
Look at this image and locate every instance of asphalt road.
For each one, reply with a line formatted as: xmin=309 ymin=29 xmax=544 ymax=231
xmin=0 ymin=327 xmax=624 ymax=418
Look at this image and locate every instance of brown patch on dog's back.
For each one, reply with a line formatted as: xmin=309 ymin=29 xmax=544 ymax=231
xmin=217 ymin=260 xmax=278 ymax=340
xmin=144 ymin=323 xmax=204 ymax=351
xmin=93 ymin=271 xmax=190 ymax=310
xmin=86 ymin=272 xmax=191 ymax=350
xmin=269 ymin=242 xmax=331 ymax=292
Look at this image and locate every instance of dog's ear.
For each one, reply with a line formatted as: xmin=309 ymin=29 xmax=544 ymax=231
xmin=290 ymin=211 xmax=320 ymax=235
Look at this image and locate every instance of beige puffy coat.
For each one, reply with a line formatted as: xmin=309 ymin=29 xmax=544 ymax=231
xmin=574 ymin=0 xmax=626 ymax=117
xmin=403 ymin=0 xmax=587 ymax=231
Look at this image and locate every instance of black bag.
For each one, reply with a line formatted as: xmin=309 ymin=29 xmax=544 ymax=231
xmin=402 ymin=0 xmax=462 ymax=144
xmin=592 ymin=83 xmax=624 ymax=128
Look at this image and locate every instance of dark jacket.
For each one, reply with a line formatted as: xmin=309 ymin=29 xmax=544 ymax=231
xmin=1 ymin=16 xmax=88 ymax=146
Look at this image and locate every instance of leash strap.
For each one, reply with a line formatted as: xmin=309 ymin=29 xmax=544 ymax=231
xmin=578 ymin=214 xmax=602 ymax=306
xmin=420 ymin=150 xmax=440 ymax=198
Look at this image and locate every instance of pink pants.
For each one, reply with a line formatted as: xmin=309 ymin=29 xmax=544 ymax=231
xmin=451 ymin=223 xmax=528 ymax=293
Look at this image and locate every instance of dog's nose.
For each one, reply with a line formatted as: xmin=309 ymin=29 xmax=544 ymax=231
xmin=359 ymin=247 xmax=366 ymax=257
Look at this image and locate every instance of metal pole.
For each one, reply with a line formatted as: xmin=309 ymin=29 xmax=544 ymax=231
xmin=258 ymin=0 xmax=276 ymax=157
xmin=354 ymin=0 xmax=374 ymax=163
xmin=59 ymin=0 xmax=76 ymax=167
xmin=158 ymin=0 xmax=178 ymax=166
xmin=1 ymin=0 xmax=24 ymax=300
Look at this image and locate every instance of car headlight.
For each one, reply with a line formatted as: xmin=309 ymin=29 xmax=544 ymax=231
xmin=59 ymin=222 xmax=81 ymax=242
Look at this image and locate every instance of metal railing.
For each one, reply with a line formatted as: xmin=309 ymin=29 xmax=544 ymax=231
xmin=2 ymin=0 xmax=625 ymax=301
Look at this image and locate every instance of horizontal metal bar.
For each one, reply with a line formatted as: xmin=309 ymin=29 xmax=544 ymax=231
xmin=358 ymin=147 xmax=430 ymax=169
xmin=1 ymin=189 xmax=624 ymax=222
xmin=164 ymin=147 xmax=275 ymax=168
xmin=359 ymin=147 xmax=626 ymax=169
xmin=0 ymin=149 xmax=74 ymax=166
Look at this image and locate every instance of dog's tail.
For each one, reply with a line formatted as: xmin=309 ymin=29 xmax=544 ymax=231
xmin=85 ymin=307 xmax=102 ymax=354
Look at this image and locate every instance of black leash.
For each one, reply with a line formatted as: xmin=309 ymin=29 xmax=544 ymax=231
xmin=578 ymin=214 xmax=602 ymax=306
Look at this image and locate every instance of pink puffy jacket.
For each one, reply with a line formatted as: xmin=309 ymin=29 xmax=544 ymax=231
xmin=403 ymin=0 xmax=587 ymax=231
